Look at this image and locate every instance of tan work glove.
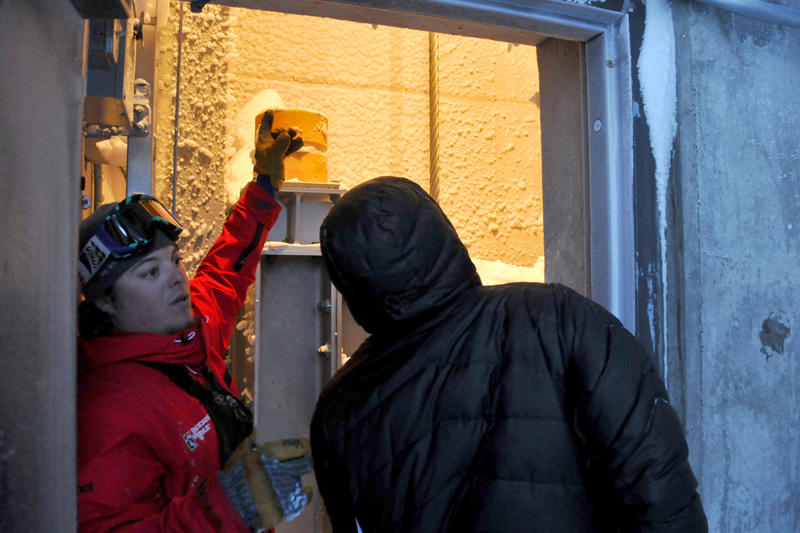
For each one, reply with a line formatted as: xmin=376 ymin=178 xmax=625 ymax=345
xmin=253 ymin=111 xmax=304 ymax=190
xmin=218 ymin=435 xmax=313 ymax=532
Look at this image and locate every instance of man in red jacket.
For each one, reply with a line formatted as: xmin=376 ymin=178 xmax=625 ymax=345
xmin=77 ymin=113 xmax=312 ymax=531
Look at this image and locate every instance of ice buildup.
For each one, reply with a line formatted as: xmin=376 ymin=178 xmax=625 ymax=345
xmin=233 ymin=89 xmax=285 ymax=147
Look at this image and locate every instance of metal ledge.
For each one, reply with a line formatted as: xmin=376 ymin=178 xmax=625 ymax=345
xmin=203 ymin=0 xmax=625 ymax=44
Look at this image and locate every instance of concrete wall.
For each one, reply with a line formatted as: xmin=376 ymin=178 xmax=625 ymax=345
xmin=0 ymin=1 xmax=83 ymax=530
xmin=671 ymin=5 xmax=800 ymax=530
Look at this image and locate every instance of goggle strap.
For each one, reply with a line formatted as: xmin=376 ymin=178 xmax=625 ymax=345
xmin=78 ymin=195 xmax=182 ymax=290
xmin=152 ymin=216 xmax=183 ymax=238
xmin=78 ymin=234 xmax=113 ymax=289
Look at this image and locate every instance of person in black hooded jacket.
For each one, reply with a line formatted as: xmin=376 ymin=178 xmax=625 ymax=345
xmin=310 ymin=176 xmax=707 ymax=533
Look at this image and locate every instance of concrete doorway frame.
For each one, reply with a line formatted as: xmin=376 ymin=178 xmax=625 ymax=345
xmin=213 ymin=0 xmax=637 ymax=331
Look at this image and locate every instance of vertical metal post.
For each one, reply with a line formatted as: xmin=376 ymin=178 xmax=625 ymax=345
xmin=172 ymin=0 xmax=185 ymax=214
xmin=126 ymin=22 xmax=158 ymax=195
xmin=428 ymin=32 xmax=441 ymax=201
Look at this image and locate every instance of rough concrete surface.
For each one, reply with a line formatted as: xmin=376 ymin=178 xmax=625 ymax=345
xmin=674 ymin=3 xmax=800 ymax=530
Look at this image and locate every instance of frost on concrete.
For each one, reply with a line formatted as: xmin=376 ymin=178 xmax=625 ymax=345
xmin=155 ymin=3 xmax=232 ymax=276
xmin=637 ymin=0 xmax=677 ymax=384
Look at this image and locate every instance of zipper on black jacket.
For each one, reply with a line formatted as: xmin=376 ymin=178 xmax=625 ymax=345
xmin=234 ymin=222 xmax=264 ymax=272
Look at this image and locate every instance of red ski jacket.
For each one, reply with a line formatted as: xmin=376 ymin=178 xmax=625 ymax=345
xmin=78 ymin=183 xmax=280 ymax=532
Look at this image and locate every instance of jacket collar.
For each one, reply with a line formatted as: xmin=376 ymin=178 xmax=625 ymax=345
xmin=78 ymin=316 xmax=209 ymax=376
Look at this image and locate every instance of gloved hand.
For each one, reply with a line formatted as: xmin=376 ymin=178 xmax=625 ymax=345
xmin=253 ymin=111 xmax=304 ymax=190
xmin=217 ymin=435 xmax=313 ymax=532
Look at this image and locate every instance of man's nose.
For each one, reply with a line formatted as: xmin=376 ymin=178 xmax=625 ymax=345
xmin=168 ymin=262 xmax=188 ymax=285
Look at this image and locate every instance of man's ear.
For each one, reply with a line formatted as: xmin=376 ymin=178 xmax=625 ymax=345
xmin=94 ymin=294 xmax=116 ymax=316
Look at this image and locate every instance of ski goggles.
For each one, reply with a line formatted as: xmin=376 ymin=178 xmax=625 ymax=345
xmin=78 ymin=194 xmax=183 ymax=289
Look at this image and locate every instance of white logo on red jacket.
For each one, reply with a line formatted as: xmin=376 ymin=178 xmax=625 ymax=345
xmin=183 ymin=414 xmax=212 ymax=451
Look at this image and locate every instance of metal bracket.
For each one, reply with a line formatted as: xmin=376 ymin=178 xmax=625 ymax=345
xmin=129 ymin=79 xmax=151 ymax=137
xmin=84 ymin=78 xmax=150 ymax=138
xmin=317 ymin=343 xmax=332 ymax=359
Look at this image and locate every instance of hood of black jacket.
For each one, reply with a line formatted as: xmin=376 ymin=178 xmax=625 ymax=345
xmin=320 ymin=177 xmax=481 ymax=335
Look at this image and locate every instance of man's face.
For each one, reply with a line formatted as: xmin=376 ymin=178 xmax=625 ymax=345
xmin=97 ymin=245 xmax=194 ymax=335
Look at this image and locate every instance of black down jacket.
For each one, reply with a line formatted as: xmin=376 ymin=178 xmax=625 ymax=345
xmin=311 ymin=177 xmax=706 ymax=533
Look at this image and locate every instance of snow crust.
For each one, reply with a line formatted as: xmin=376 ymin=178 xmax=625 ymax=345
xmin=637 ymin=0 xmax=677 ymax=385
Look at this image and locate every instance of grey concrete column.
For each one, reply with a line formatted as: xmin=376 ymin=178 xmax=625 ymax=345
xmin=0 ymin=1 xmax=85 ymax=530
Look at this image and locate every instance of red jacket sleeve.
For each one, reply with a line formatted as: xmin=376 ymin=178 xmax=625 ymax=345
xmin=190 ymin=182 xmax=282 ymax=368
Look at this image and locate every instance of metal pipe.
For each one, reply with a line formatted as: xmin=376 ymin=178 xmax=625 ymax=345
xmin=692 ymin=0 xmax=800 ymax=30
xmin=171 ymin=0 xmax=185 ymax=215
xmin=428 ymin=31 xmax=441 ymax=202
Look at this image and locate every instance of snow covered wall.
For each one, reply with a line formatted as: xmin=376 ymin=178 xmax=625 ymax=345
xmin=155 ymin=3 xmax=544 ymax=275
xmin=154 ymin=5 xmax=235 ymax=273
